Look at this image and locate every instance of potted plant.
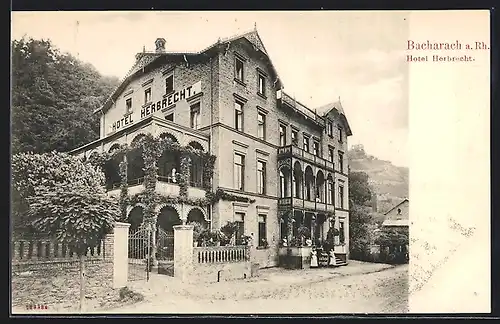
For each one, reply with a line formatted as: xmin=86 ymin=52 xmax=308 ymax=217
xmin=220 ymin=221 xmax=238 ymax=246
xmin=199 ymin=228 xmax=212 ymax=247
xmin=259 ymin=238 xmax=269 ymax=248
xmin=297 ymin=225 xmax=311 ymax=246
xmin=212 ymin=229 xmax=227 ymax=246
xmin=240 ymin=234 xmax=253 ymax=246
xmin=188 ymin=221 xmax=204 ymax=247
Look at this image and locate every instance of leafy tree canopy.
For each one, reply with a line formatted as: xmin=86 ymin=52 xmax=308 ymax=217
xmin=12 ymin=151 xmax=109 ymax=235
xmin=349 ymin=171 xmax=373 ymax=207
xmin=11 ymin=37 xmax=120 ymax=154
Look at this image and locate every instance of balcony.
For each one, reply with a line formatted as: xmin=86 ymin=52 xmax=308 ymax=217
xmin=107 ymin=178 xmax=206 ymax=199
xmin=278 ymin=145 xmax=334 ymax=171
xmin=280 ymin=92 xmax=325 ymax=128
xmin=278 ymin=197 xmax=335 ymax=213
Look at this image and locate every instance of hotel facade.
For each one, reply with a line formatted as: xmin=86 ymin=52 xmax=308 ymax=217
xmin=70 ymin=30 xmax=352 ymax=268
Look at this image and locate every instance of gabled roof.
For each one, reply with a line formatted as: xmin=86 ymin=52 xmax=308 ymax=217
xmin=95 ymin=28 xmax=283 ymax=115
xmin=316 ymin=100 xmax=353 ymax=136
xmin=383 ymin=198 xmax=409 ymax=216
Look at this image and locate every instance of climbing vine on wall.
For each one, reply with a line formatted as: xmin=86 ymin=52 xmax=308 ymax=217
xmin=178 ymin=156 xmax=191 ymax=197
xmin=119 ymin=160 xmax=129 ymax=221
xmin=84 ymin=136 xmax=262 ymax=223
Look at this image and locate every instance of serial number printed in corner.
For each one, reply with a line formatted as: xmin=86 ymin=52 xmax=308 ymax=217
xmin=25 ymin=304 xmax=49 ymax=310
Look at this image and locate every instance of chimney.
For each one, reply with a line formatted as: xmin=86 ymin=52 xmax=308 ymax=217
xmin=155 ymin=38 xmax=166 ymax=53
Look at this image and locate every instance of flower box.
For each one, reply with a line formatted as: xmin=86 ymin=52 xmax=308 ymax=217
xmin=278 ymin=246 xmax=313 ymax=269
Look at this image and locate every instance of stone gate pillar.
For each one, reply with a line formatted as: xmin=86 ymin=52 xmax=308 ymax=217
xmin=173 ymin=224 xmax=194 ymax=282
xmin=113 ymin=222 xmax=130 ymax=288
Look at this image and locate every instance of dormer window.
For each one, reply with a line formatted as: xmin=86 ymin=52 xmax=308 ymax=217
xmin=235 ymin=56 xmax=244 ymax=83
xmin=327 ymin=121 xmax=333 ymax=137
xmin=126 ymin=98 xmax=132 ymax=114
xmin=258 ymin=73 xmax=266 ymax=97
xmin=165 ymin=74 xmax=174 ymax=94
xmin=144 ymin=88 xmax=152 ymax=105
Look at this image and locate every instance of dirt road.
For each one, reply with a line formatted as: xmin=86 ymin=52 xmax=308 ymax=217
xmin=99 ymin=263 xmax=408 ymax=314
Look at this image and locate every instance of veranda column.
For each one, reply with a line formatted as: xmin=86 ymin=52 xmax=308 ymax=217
xmin=311 ymin=213 xmax=316 ymax=244
xmin=287 ymin=209 xmax=294 ymax=243
xmin=151 ymin=216 xmax=158 ymax=267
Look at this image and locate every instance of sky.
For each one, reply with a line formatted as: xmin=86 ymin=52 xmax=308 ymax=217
xmin=11 ymin=11 xmax=409 ymax=167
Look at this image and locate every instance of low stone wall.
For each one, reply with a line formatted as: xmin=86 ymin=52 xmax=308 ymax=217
xmin=11 ymin=223 xmax=130 ymax=311
xmin=190 ymin=261 xmax=251 ymax=283
xmin=254 ymin=247 xmax=278 ymax=268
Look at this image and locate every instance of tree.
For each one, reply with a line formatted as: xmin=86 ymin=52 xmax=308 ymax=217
xmin=348 ymin=171 xmax=376 ymax=259
xmin=12 ymin=151 xmax=119 ymax=312
xmin=12 ymin=151 xmax=105 ymax=234
xmin=349 ymin=171 xmax=373 ymax=207
xmin=11 ymin=37 xmax=119 ymax=154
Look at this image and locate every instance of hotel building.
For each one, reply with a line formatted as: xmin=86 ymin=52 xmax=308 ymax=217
xmin=70 ymin=29 xmax=352 ymax=268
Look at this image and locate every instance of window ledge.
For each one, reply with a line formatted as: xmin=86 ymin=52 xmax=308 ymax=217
xmin=163 ymin=90 xmax=175 ymax=98
xmin=234 ymin=78 xmax=247 ymax=87
xmin=257 ymin=92 xmax=267 ymax=100
xmin=123 ymin=111 xmax=133 ymax=117
xmin=256 ymin=246 xmax=269 ymax=250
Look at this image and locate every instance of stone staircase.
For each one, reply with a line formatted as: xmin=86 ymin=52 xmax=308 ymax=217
xmin=335 ymin=256 xmax=348 ymax=267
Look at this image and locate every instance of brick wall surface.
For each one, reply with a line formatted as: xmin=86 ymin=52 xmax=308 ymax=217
xmin=12 ymin=259 xmax=113 ymax=309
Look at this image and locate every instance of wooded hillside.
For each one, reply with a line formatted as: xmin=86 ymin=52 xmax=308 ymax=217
xmin=11 ymin=38 xmax=120 ymax=154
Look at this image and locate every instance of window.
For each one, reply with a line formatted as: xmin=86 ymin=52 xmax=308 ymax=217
xmin=235 ymin=212 xmax=245 ymax=245
xmin=258 ymin=215 xmax=267 ymax=247
xmin=234 ymin=101 xmax=244 ymax=131
xmin=303 ymin=135 xmax=310 ymax=152
xmin=144 ymin=88 xmax=152 ymax=105
xmin=279 ymin=169 xmax=288 ymax=198
xmin=165 ymin=113 xmax=174 ymax=122
xmin=257 ymin=112 xmax=266 ymax=140
xmin=327 ymin=180 xmax=334 ymax=205
xmin=190 ymin=102 xmax=200 ymax=129
xmin=257 ymin=161 xmax=266 ymax=195
xmin=258 ymin=73 xmax=266 ymax=96
xmin=338 ymin=151 xmax=344 ymax=173
xmin=291 ymin=129 xmax=298 ymax=146
xmin=279 ymin=124 xmax=287 ymax=146
xmin=165 ymin=74 xmax=174 ymax=94
xmin=125 ymin=98 xmax=132 ymax=114
xmin=313 ymin=141 xmax=320 ymax=157
xmin=339 ymin=221 xmax=345 ymax=244
xmin=339 ymin=184 xmax=344 ymax=209
xmin=327 ymin=122 xmax=333 ymax=137
xmin=328 ymin=147 xmax=334 ymax=163
xmin=235 ymin=57 xmax=244 ymax=82
xmin=338 ymin=127 xmax=343 ymax=143
xmin=234 ymin=153 xmax=245 ymax=190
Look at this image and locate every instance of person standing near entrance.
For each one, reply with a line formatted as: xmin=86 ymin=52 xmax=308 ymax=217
xmin=329 ymin=249 xmax=337 ymax=267
xmin=310 ymin=248 xmax=318 ymax=268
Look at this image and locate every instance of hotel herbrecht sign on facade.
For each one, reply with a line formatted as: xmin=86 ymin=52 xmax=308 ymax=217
xmin=109 ymin=81 xmax=202 ymax=134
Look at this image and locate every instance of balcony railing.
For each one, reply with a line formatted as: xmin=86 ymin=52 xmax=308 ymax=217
xmin=278 ymin=145 xmax=334 ymax=171
xmin=281 ymin=92 xmax=324 ymax=127
xmin=194 ymin=246 xmax=249 ymax=264
xmin=278 ymin=196 xmax=335 ymax=212
xmin=107 ymin=177 xmax=206 ymax=199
